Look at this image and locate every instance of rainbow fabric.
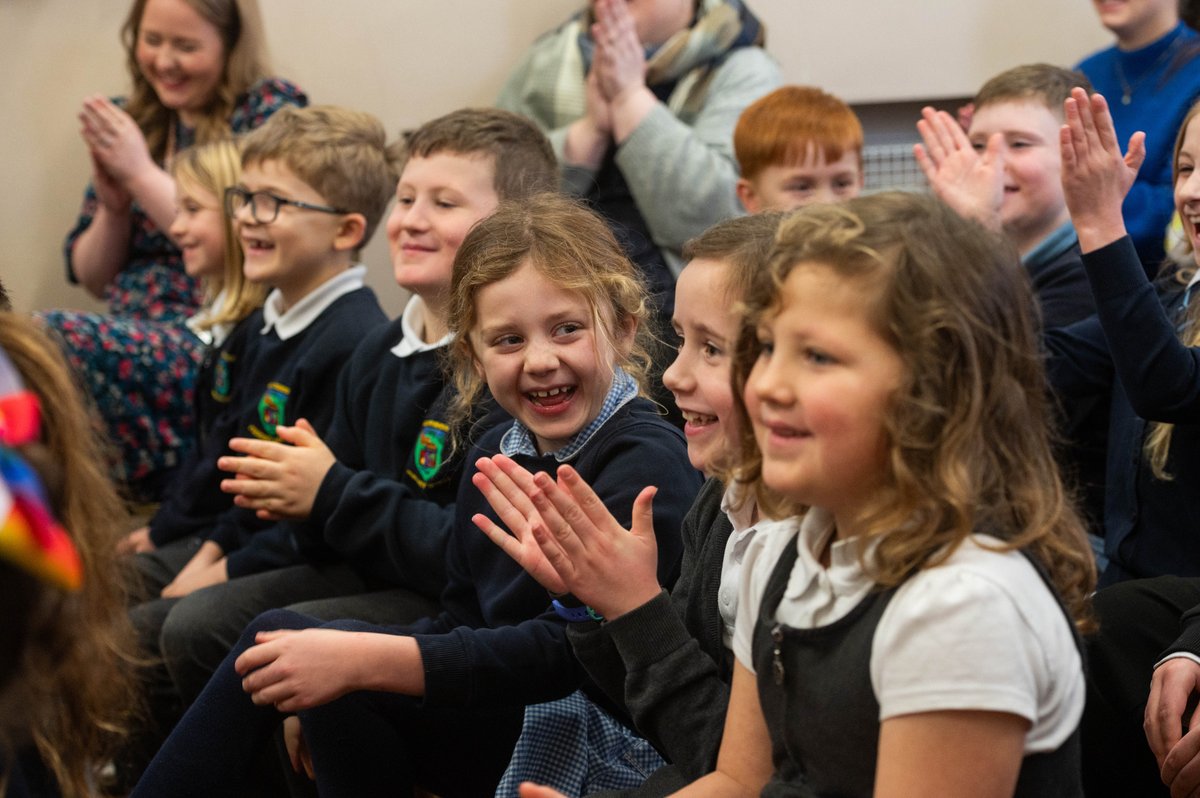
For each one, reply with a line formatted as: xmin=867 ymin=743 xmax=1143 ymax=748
xmin=0 ymin=389 xmax=82 ymax=591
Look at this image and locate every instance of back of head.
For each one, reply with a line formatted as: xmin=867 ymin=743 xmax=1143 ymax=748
xmin=683 ymin=212 xmax=784 ymax=304
xmin=397 ymin=108 xmax=558 ymax=202
xmin=974 ymin=63 xmax=1094 ymax=120
xmin=241 ymin=105 xmax=399 ymax=251
xmin=172 ymin=139 xmax=266 ymax=326
xmin=0 ymin=313 xmax=136 ymax=796
xmin=446 ymin=193 xmax=651 ymax=435
xmin=122 ymin=0 xmax=270 ymax=158
xmin=734 ymin=86 xmax=863 ymax=180
xmin=731 ymin=192 xmax=1094 ymax=623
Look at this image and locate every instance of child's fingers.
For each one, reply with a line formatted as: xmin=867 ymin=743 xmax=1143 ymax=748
xmin=220 ymin=475 xmax=279 ymax=498
xmin=217 ymin=454 xmax=275 ymax=477
xmin=629 ymin=485 xmax=658 ymax=540
xmin=527 ymin=481 xmax=587 ymax=557
xmin=1126 ymin=131 xmax=1147 ymax=175
xmin=234 ymin=638 xmax=283 ymax=676
xmin=1087 ymin=91 xmax=1121 ymax=154
xmin=472 ymin=511 xmax=525 ymax=560
xmin=227 ymin=436 xmax=288 ymax=459
xmin=556 ymin=464 xmax=621 ymax=534
xmin=472 ymin=466 xmax=539 ymax=536
xmin=276 ymin=421 xmax=321 ymax=448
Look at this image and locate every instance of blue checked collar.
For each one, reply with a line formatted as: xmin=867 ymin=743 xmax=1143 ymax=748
xmin=499 ymin=367 xmax=639 ymax=462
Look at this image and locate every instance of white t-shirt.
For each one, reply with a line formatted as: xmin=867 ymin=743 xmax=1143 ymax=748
xmin=732 ymin=509 xmax=1084 ymax=753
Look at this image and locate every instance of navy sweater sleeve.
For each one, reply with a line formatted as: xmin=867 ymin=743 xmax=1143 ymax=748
xmin=213 ymin=289 xmax=387 ymax=577
xmin=1074 ymin=236 xmax=1200 ymax=423
xmin=408 ymin=400 xmax=701 ymax=712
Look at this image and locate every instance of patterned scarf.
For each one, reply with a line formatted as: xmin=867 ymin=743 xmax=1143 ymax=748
xmin=523 ymin=0 xmax=764 ymax=128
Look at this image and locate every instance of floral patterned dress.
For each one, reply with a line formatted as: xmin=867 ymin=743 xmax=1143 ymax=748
xmin=40 ymin=77 xmax=307 ymax=499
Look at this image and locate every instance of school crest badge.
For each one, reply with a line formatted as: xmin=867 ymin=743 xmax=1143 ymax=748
xmin=409 ymin=419 xmax=449 ymax=487
xmin=250 ymin=382 xmax=290 ymax=440
xmin=210 ymin=352 xmax=235 ymax=404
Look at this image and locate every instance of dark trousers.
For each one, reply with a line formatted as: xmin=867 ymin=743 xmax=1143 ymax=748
xmin=133 ymin=609 xmax=523 ymax=798
xmin=1082 ymin=575 xmax=1200 ymax=796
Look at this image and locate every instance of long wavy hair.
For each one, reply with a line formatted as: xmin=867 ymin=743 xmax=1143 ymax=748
xmin=171 ymin=138 xmax=265 ymax=330
xmin=121 ymin=0 xmax=269 ymax=161
xmin=729 ymin=193 xmax=1096 ymax=630
xmin=0 ymin=314 xmax=139 ymax=796
xmin=446 ymin=194 xmax=653 ymax=447
xmin=1146 ymin=99 xmax=1200 ymax=479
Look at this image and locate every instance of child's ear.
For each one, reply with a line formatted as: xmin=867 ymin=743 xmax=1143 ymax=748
xmin=736 ymin=178 xmax=761 ymax=214
xmin=332 ymin=213 xmax=368 ymax=253
xmin=616 ymin=314 xmax=638 ymax=358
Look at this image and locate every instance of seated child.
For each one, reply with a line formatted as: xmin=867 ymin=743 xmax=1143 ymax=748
xmin=915 ymin=63 xmax=1108 ymax=537
xmin=734 ymin=85 xmax=864 ymax=213
xmin=131 ymin=194 xmax=701 ymax=797
xmin=534 ymin=192 xmax=1092 ymax=797
xmin=119 ymin=138 xmax=265 ymax=556
xmin=122 ymin=104 xmax=392 ymax=774
xmin=0 ymin=313 xmax=138 ymax=797
xmin=151 ymin=108 xmax=560 ymax=705
xmin=482 ymin=215 xmax=787 ymax=797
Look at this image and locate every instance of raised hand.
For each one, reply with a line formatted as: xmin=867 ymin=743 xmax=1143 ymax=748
xmin=591 ymin=0 xmax=648 ymax=105
xmin=472 ymin=455 xmax=566 ymax=595
xmin=1059 ymin=87 xmax=1146 ymax=252
xmin=524 ymin=463 xmax=661 ymax=620
xmin=914 ymin=106 xmax=1005 ymax=232
xmin=218 ymin=419 xmax=335 ymax=521
xmin=79 ymin=95 xmax=157 ymax=190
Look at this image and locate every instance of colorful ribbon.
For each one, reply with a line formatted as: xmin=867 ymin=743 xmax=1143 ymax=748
xmin=0 ymin=349 xmax=82 ymax=591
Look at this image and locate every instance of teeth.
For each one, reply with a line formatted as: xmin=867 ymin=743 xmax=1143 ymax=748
xmin=682 ymin=411 xmax=716 ymax=426
xmin=530 ymin=387 xmax=570 ymax=398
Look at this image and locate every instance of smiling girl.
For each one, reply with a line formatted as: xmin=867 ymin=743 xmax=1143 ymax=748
xmin=639 ymin=192 xmax=1094 ymax=798
xmin=130 ymin=194 xmax=700 ymax=797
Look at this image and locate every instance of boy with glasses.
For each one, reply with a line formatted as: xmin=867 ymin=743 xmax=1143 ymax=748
xmin=122 ymin=104 xmax=391 ymax=781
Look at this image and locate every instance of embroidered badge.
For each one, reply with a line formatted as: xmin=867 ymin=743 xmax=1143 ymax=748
xmin=250 ymin=382 xmax=290 ymax=440
xmin=210 ymin=351 xmax=235 ymax=404
xmin=408 ymin=419 xmax=449 ymax=487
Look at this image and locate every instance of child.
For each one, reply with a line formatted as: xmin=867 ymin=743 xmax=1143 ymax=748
xmin=171 ymin=139 xmax=266 ymax=353
xmin=554 ymin=192 xmax=1091 ymax=798
xmin=131 ymin=194 xmax=700 ymax=797
xmin=149 ymin=108 xmax=559 ymax=707
xmin=1078 ymin=0 xmax=1200 ymax=269
xmin=1047 ymin=89 xmax=1200 ymax=587
xmin=915 ymin=63 xmax=1108 ymax=539
xmin=734 ymin=85 xmax=864 ymax=213
xmin=476 ymin=212 xmax=785 ymax=796
xmin=0 ymin=313 xmax=138 ymax=797
xmin=119 ymin=139 xmax=264 ymax=556
xmin=122 ymin=104 xmax=391 ymax=775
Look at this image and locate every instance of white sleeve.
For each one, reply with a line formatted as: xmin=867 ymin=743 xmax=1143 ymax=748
xmin=870 ymin=546 xmax=1084 ymax=752
xmin=731 ymin=524 xmax=797 ymax=674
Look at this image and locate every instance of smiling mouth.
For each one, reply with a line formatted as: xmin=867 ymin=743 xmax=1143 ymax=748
xmin=527 ymin=386 xmax=575 ymax=407
xmin=681 ymin=410 xmax=717 ymax=428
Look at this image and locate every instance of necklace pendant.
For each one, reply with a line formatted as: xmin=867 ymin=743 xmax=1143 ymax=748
xmin=1122 ymin=92 xmax=1132 ymax=105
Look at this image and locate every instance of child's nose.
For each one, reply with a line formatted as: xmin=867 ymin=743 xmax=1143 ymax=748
xmin=523 ymin=341 xmax=559 ymax=373
xmin=661 ymin=350 xmax=693 ymax=394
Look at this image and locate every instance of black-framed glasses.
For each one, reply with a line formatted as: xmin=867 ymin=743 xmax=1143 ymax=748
xmin=223 ymin=186 xmax=348 ymax=224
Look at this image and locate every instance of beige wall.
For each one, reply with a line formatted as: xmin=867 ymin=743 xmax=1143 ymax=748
xmin=0 ymin=1 xmax=1109 ymax=318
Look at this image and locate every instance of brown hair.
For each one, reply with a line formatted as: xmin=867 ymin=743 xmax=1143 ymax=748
xmin=446 ymin=194 xmax=652 ymax=441
xmin=240 ymin=105 xmax=399 ymax=252
xmin=974 ymin=63 xmax=1094 ymax=120
xmin=395 ymin=108 xmax=558 ymax=202
xmin=734 ymin=86 xmax=864 ymax=180
xmin=729 ymin=193 xmax=1095 ymax=629
xmin=121 ymin=0 xmax=269 ymax=161
xmin=682 ymin=212 xmax=784 ymax=315
xmin=0 ymin=314 xmax=138 ymax=797
xmin=1146 ymin=99 xmax=1200 ymax=478
xmin=171 ymin=138 xmax=266 ymax=329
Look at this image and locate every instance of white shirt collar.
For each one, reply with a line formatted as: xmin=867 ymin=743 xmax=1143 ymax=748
xmin=391 ymin=295 xmax=454 ymax=357
xmin=260 ymin=265 xmax=367 ymax=340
